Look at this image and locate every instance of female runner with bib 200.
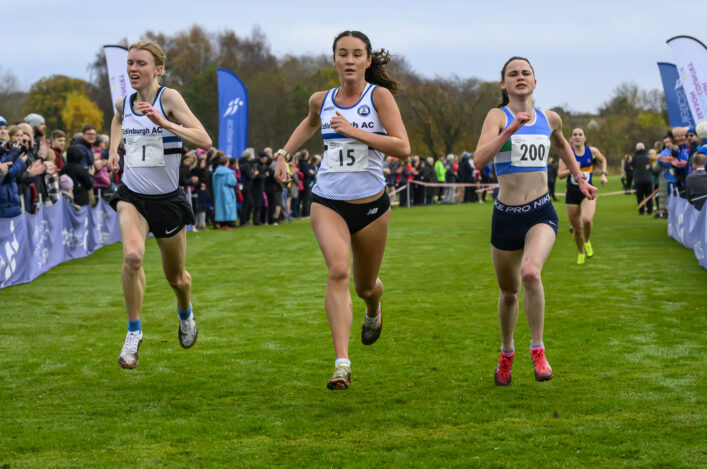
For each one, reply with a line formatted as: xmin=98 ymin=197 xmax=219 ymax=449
xmin=559 ymin=127 xmax=607 ymax=265
xmin=472 ymin=57 xmax=596 ymax=386
xmin=274 ymin=31 xmax=410 ymax=390
xmin=107 ymin=41 xmax=212 ymax=369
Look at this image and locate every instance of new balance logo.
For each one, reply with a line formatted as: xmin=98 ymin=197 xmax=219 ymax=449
xmin=366 ymin=208 xmax=378 ymax=216
xmin=223 ymin=98 xmax=244 ymax=117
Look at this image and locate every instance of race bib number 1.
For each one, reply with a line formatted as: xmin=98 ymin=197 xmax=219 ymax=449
xmin=510 ymin=134 xmax=550 ymax=168
xmin=125 ymin=135 xmax=165 ymax=168
xmin=326 ymin=140 xmax=369 ymax=172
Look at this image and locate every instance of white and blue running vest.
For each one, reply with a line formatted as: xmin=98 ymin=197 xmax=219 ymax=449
xmin=121 ymin=87 xmax=183 ymax=195
xmin=493 ymin=106 xmax=551 ymax=176
xmin=313 ymin=83 xmax=387 ymax=200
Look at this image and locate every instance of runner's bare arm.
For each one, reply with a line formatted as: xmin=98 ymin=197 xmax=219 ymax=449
xmin=473 ymin=108 xmax=528 ymax=168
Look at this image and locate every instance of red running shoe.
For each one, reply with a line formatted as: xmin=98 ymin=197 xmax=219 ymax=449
xmin=494 ymin=351 xmax=514 ymax=386
xmin=531 ymin=347 xmax=553 ymax=381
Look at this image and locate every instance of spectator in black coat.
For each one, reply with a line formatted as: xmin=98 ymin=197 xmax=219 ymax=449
xmin=686 ymin=150 xmax=707 ymax=210
xmin=632 ymin=143 xmax=653 ymax=215
xmin=239 ymin=148 xmax=256 ymax=226
xmin=60 ymin=145 xmax=94 ymax=207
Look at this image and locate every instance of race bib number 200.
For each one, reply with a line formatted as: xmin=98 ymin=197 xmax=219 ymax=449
xmin=510 ymin=134 xmax=550 ymax=168
xmin=125 ymin=135 xmax=165 ymax=168
xmin=326 ymin=140 xmax=369 ymax=173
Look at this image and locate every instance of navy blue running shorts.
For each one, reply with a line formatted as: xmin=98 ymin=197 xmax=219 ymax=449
xmin=491 ymin=193 xmax=558 ymax=251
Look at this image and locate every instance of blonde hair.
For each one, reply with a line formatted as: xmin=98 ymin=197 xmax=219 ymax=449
xmin=128 ymin=40 xmax=166 ymax=76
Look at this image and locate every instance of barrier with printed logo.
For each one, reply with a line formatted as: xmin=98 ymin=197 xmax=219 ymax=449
xmin=0 ymin=198 xmax=121 ymax=289
xmin=667 ymin=194 xmax=707 ymax=270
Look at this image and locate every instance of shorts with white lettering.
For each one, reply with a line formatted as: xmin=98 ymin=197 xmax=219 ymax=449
xmin=109 ymin=184 xmax=195 ymax=238
xmin=312 ymin=191 xmax=390 ymax=234
xmin=491 ymin=192 xmax=558 ymax=251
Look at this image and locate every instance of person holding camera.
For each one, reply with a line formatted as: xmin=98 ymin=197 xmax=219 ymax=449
xmin=0 ymin=138 xmax=29 ymax=218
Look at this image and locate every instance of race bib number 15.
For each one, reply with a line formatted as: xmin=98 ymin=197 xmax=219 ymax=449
xmin=125 ymin=135 xmax=165 ymax=168
xmin=510 ymin=134 xmax=550 ymax=168
xmin=326 ymin=140 xmax=369 ymax=172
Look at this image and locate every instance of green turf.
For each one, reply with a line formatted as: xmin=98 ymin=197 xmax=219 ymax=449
xmin=1 ymin=177 xmax=705 ymax=468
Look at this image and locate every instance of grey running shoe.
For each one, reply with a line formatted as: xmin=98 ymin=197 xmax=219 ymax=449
xmin=178 ymin=312 xmax=198 ymax=348
xmin=361 ymin=302 xmax=382 ymax=345
xmin=118 ymin=330 xmax=143 ymax=369
xmin=327 ymin=363 xmax=352 ymax=390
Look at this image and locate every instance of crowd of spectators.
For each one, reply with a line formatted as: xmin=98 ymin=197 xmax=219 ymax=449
xmin=0 ymin=113 xmax=115 ymax=216
xmin=381 ymin=152 xmax=497 ymax=208
xmin=625 ymin=123 xmax=707 ymax=217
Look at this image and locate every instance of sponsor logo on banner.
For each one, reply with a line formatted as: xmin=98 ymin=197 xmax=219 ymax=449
xmin=223 ymin=98 xmax=244 ymax=117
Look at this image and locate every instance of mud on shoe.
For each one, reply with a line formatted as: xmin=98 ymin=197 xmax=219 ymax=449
xmin=327 ymin=362 xmax=352 ymax=390
xmin=361 ymin=302 xmax=382 ymax=345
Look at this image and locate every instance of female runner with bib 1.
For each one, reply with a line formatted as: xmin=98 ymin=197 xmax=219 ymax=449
xmin=107 ymin=41 xmax=212 ymax=369
xmin=274 ymin=31 xmax=410 ymax=390
xmin=559 ymin=127 xmax=607 ymax=264
xmin=472 ymin=57 xmax=596 ymax=386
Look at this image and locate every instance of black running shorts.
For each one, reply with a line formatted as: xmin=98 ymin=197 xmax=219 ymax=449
xmin=312 ymin=191 xmax=390 ymax=234
xmin=564 ymin=183 xmax=586 ymax=205
xmin=110 ymin=184 xmax=195 ymax=238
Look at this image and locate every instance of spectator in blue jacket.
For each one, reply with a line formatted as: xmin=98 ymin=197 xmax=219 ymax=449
xmin=212 ymin=151 xmax=237 ymax=229
xmin=0 ymin=142 xmax=29 ymax=218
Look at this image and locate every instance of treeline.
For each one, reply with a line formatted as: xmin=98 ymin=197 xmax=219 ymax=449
xmin=0 ymin=26 xmax=670 ymax=168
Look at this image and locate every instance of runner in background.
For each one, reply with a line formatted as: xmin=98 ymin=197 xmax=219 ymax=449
xmin=558 ymin=128 xmax=607 ymax=264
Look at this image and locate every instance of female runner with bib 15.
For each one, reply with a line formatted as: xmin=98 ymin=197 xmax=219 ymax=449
xmin=107 ymin=40 xmax=212 ymax=369
xmin=274 ymin=31 xmax=410 ymax=390
xmin=558 ymin=127 xmax=607 ymax=265
xmin=472 ymin=57 xmax=596 ymax=386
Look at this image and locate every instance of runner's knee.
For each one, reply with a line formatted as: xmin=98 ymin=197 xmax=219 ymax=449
xmin=521 ymin=266 xmax=542 ymax=288
xmin=499 ymin=289 xmax=519 ymax=306
xmin=122 ymin=250 xmax=143 ymax=272
xmin=328 ymin=262 xmax=350 ymax=284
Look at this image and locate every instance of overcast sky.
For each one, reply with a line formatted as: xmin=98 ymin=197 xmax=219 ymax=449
xmin=4 ymin=0 xmax=704 ymax=114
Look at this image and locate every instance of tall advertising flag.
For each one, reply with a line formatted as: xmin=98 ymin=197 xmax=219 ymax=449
xmin=217 ymin=68 xmax=248 ymax=158
xmin=657 ymin=62 xmax=695 ymax=127
xmin=667 ymin=36 xmax=707 ymax=124
xmin=103 ymin=45 xmax=134 ymax=112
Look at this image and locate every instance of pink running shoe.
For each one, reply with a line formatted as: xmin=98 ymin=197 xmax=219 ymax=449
xmin=494 ymin=351 xmax=514 ymax=386
xmin=531 ymin=347 xmax=553 ymax=381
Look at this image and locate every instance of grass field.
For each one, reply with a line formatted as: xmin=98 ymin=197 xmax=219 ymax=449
xmin=1 ymin=178 xmax=705 ymax=468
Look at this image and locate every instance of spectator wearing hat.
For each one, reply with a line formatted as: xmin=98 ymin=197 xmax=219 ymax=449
xmin=686 ymin=148 xmax=707 ymax=210
xmin=686 ymin=127 xmax=700 ymax=174
xmin=24 ymin=113 xmax=47 ymax=145
xmin=0 ymin=116 xmax=8 ymax=144
xmin=60 ymin=145 xmax=94 ymax=207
